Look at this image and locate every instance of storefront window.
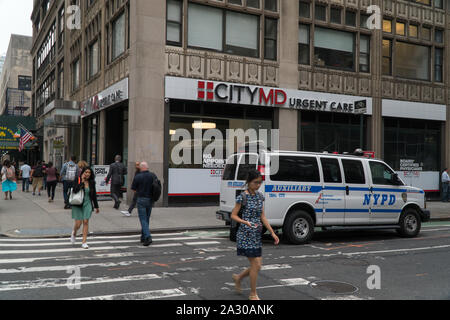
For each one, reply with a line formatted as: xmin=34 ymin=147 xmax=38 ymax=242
xmin=83 ymin=115 xmax=99 ymax=166
xmin=169 ymin=101 xmax=273 ymax=169
xmin=300 ymin=111 xmax=366 ymax=153
xmin=384 ymin=118 xmax=441 ymax=172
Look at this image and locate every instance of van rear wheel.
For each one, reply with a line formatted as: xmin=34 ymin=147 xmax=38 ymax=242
xmin=283 ymin=210 xmax=314 ymax=244
xmin=397 ymin=208 xmax=421 ymax=238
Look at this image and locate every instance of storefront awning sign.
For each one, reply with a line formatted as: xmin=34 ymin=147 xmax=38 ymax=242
xmin=165 ymin=76 xmax=373 ymax=115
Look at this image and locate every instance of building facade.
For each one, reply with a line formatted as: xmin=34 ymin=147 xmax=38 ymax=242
xmin=0 ymin=35 xmax=33 ymax=117
xmin=31 ymin=0 xmax=450 ymax=206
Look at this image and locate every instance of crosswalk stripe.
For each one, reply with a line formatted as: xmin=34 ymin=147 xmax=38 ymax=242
xmin=225 ymin=277 xmax=310 ymax=291
xmin=71 ymin=288 xmax=186 ymax=300
xmin=0 ymin=273 xmax=161 ymax=292
xmin=0 ymin=232 xmax=188 ymax=242
xmin=0 ymin=237 xmax=201 ymax=247
xmin=184 ymin=241 xmax=221 ymax=246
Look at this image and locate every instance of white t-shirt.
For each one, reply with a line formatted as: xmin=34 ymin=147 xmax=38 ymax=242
xmin=20 ymin=164 xmax=32 ymax=178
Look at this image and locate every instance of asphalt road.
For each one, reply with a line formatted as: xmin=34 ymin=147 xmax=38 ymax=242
xmin=0 ymin=221 xmax=449 ymax=300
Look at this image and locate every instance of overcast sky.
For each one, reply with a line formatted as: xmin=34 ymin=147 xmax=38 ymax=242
xmin=0 ymin=0 xmax=33 ymax=55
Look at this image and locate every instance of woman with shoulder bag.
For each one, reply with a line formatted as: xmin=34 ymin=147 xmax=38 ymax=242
xmin=70 ymin=167 xmax=100 ymax=249
xmin=1 ymin=160 xmax=17 ymax=200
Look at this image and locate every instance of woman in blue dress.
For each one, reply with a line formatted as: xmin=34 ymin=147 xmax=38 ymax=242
xmin=230 ymin=170 xmax=279 ymax=300
xmin=70 ymin=167 xmax=100 ymax=249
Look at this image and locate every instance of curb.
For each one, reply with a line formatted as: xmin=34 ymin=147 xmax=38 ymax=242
xmin=0 ymin=225 xmax=228 ymax=239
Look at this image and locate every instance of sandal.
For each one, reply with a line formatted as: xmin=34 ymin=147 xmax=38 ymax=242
xmin=249 ymin=294 xmax=260 ymax=300
xmin=232 ymin=274 xmax=242 ymax=294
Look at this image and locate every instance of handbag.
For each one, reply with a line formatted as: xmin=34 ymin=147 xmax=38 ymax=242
xmin=69 ymin=177 xmax=84 ymax=206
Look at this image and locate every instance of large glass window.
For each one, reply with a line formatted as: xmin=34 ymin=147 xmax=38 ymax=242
xmin=383 ymin=19 xmax=392 ymax=33
xmin=384 ymin=118 xmax=441 ymax=172
xmin=298 ymin=24 xmax=310 ymax=65
xmin=300 ymin=111 xmax=366 ymax=154
xmin=112 ymin=12 xmax=125 ymax=60
xmin=188 ymin=3 xmax=261 ymax=58
xmin=226 ymin=11 xmax=259 ymax=57
xmin=270 ymin=156 xmax=320 ymax=182
xmin=395 ymin=42 xmax=430 ymax=80
xmin=314 ymin=27 xmax=354 ymax=71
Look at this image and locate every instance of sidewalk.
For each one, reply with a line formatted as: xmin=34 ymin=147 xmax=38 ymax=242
xmin=0 ymin=184 xmax=449 ymax=238
xmin=0 ymin=184 xmax=224 ymax=238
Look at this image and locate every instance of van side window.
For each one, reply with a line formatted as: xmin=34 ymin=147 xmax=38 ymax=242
xmin=321 ymin=158 xmax=342 ymax=183
xmin=270 ymin=156 xmax=320 ymax=182
xmin=342 ymin=159 xmax=366 ymax=184
xmin=222 ymin=155 xmax=239 ymax=180
xmin=369 ymin=161 xmax=399 ymax=185
xmin=237 ymin=154 xmax=259 ymax=180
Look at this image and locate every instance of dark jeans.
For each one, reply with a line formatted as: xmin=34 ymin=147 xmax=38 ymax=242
xmin=22 ymin=178 xmax=30 ymax=192
xmin=137 ymin=197 xmax=153 ymax=241
xmin=110 ymin=183 xmax=122 ymax=207
xmin=63 ymin=180 xmax=74 ymax=205
xmin=128 ymin=192 xmax=138 ymax=213
xmin=47 ymin=181 xmax=57 ymax=200
xmin=442 ymin=183 xmax=449 ymax=201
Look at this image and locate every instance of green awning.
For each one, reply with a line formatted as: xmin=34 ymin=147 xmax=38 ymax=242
xmin=0 ymin=116 xmax=36 ymax=150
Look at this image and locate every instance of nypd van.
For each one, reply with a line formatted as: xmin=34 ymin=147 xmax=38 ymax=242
xmin=216 ymin=150 xmax=431 ymax=244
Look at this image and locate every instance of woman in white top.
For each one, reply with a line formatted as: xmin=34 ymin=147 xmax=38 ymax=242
xmin=1 ymin=160 xmax=17 ymax=200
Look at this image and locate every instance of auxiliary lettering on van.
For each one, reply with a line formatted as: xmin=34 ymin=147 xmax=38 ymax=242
xmin=265 ymin=185 xmax=322 ymax=193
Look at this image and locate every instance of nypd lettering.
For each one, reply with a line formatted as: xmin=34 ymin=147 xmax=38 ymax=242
xmin=363 ymin=194 xmax=396 ymax=206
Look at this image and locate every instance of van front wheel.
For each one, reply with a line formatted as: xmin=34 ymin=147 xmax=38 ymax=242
xmin=283 ymin=210 xmax=314 ymax=244
xmin=397 ymin=208 xmax=421 ymax=238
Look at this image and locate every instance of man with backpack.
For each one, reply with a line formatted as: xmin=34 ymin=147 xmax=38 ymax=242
xmin=60 ymin=156 xmax=78 ymax=209
xmin=131 ymin=162 xmax=161 ymax=247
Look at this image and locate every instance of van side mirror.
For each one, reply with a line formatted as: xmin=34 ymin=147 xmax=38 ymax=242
xmin=392 ymin=173 xmax=401 ymax=185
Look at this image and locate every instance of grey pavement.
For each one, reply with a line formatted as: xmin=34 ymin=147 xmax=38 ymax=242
xmin=0 ymin=183 xmax=223 ymax=238
xmin=1 ymin=183 xmax=450 ymax=238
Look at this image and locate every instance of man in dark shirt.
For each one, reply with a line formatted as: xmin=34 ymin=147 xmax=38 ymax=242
xmin=131 ymin=162 xmax=154 ymax=246
xmin=106 ymin=155 xmax=128 ymax=210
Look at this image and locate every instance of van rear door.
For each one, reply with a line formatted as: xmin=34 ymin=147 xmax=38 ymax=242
xmin=220 ymin=154 xmax=241 ymax=213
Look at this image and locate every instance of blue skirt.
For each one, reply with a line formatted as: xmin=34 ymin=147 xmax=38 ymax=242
xmin=2 ymin=180 xmax=17 ymax=192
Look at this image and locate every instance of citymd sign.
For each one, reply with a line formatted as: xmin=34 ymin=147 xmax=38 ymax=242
xmin=166 ymin=76 xmax=372 ymax=115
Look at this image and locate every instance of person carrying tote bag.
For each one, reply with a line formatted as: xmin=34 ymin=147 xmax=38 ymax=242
xmin=70 ymin=167 xmax=100 ymax=249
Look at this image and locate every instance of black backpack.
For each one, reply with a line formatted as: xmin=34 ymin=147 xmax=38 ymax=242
xmin=33 ymin=166 xmax=44 ymax=178
xmin=150 ymin=172 xmax=162 ymax=203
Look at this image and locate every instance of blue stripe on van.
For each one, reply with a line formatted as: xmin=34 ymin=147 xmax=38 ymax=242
xmin=371 ymin=209 xmax=402 ymax=213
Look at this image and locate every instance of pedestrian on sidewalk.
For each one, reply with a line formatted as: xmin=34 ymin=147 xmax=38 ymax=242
xmin=42 ymin=161 xmax=47 ymax=191
xmin=77 ymin=161 xmax=88 ymax=175
xmin=1 ymin=160 xmax=17 ymax=200
xmin=61 ymin=156 xmax=78 ymax=209
xmin=230 ymin=170 xmax=279 ymax=301
xmin=442 ymin=168 xmax=450 ymax=202
xmin=70 ymin=167 xmax=100 ymax=249
xmin=121 ymin=161 xmax=141 ymax=217
xmin=106 ymin=155 xmax=127 ymax=210
xmin=31 ymin=161 xmax=44 ymax=196
xmin=131 ymin=162 xmax=155 ymax=246
xmin=45 ymin=162 xmax=58 ymax=202
xmin=20 ymin=162 xmax=32 ymax=192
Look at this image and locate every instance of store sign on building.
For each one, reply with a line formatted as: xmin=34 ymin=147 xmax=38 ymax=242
xmin=165 ymin=76 xmax=372 ymax=115
xmin=80 ymin=78 xmax=129 ymax=117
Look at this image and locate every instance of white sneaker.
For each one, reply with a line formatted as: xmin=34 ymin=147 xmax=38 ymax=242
xmin=81 ymin=243 xmax=89 ymax=249
xmin=121 ymin=211 xmax=131 ymax=217
xmin=71 ymin=233 xmax=76 ymax=245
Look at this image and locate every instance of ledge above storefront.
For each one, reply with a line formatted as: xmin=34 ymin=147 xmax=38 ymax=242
xmin=38 ymin=100 xmax=81 ymax=128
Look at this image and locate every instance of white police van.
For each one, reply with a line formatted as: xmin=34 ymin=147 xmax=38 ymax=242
xmin=216 ymin=150 xmax=431 ymax=244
